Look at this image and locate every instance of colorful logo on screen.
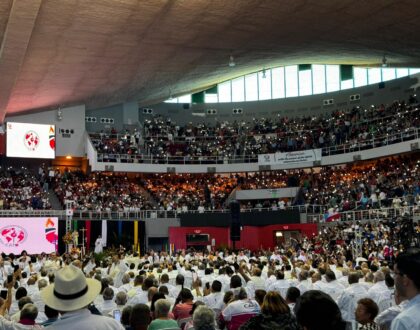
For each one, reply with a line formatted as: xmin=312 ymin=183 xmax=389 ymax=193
xmin=49 ymin=126 xmax=55 ymax=150
xmin=0 ymin=225 xmax=28 ymax=247
xmin=45 ymin=218 xmax=58 ymax=245
xmin=23 ymin=130 xmax=40 ymax=151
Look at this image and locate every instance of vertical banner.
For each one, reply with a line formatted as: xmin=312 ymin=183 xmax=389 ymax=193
xmin=133 ymin=221 xmax=138 ymax=253
xmin=85 ymin=220 xmax=91 ymax=252
xmin=101 ymin=220 xmax=107 ymax=247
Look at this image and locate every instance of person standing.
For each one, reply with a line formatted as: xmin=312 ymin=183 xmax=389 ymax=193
xmin=390 ymin=248 xmax=420 ymax=330
xmin=40 ymin=264 xmax=124 ymax=329
xmin=95 ymin=235 xmax=103 ymax=254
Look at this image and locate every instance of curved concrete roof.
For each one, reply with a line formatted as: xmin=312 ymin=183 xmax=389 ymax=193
xmin=1 ymin=0 xmax=420 ymax=121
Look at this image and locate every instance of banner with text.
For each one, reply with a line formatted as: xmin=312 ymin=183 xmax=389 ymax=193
xmin=258 ymin=149 xmax=322 ymax=165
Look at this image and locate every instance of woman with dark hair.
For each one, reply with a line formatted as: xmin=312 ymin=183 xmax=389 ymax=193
xmin=239 ymin=291 xmax=299 ymax=330
xmin=150 ymin=293 xmax=166 ymax=317
xmin=355 ymin=298 xmax=380 ymax=330
xmin=173 ymin=288 xmax=194 ymax=321
xmin=295 ymin=290 xmax=351 ymax=330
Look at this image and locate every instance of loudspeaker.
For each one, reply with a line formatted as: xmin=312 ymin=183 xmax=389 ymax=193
xmin=230 ymin=200 xmax=241 ymax=241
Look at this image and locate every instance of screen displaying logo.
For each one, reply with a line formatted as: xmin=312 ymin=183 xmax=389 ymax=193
xmin=24 ymin=130 xmax=40 ymax=151
xmin=0 ymin=225 xmax=28 ymax=247
xmin=7 ymin=122 xmax=55 ymax=159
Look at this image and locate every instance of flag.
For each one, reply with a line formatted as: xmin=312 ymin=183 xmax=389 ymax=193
xmin=101 ymin=220 xmax=107 ymax=247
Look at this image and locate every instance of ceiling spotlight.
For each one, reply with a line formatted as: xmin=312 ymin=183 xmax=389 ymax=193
xmin=382 ymin=54 xmax=388 ymax=68
xmin=229 ymin=55 xmax=236 ymax=67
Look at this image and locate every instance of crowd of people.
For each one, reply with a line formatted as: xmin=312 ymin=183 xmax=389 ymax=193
xmin=69 ymin=156 xmax=420 ymax=213
xmin=0 ymin=167 xmax=51 ymax=210
xmin=0 ymin=218 xmax=418 ymax=329
xmin=91 ymin=100 xmax=419 ymax=162
xmin=1 ymin=154 xmax=419 ymax=214
xmin=52 ymin=171 xmax=155 ymax=212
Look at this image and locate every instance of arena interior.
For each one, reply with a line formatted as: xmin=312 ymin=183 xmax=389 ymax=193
xmin=0 ymin=1 xmax=419 ymax=330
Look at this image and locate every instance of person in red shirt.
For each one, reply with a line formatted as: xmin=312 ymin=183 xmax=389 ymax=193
xmin=173 ymin=288 xmax=194 ymax=323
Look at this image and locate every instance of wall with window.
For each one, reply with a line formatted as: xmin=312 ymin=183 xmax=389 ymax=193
xmin=142 ymin=73 xmax=419 ymax=125
xmin=165 ymin=66 xmax=420 ymax=104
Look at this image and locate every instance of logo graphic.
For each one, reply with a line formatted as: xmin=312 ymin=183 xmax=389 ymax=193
xmin=24 ymin=130 xmax=40 ymax=151
xmin=49 ymin=126 xmax=55 ymax=150
xmin=0 ymin=225 xmax=28 ymax=247
xmin=45 ymin=218 xmax=58 ymax=246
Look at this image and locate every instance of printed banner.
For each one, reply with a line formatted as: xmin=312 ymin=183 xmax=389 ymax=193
xmin=258 ymin=149 xmax=322 ymax=165
xmin=0 ymin=217 xmax=58 ymax=254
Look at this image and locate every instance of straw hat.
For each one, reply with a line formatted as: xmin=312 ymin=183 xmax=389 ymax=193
xmin=40 ymin=265 xmax=101 ymax=312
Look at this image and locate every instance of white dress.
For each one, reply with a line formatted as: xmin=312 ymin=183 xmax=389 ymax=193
xmin=94 ymin=238 xmax=103 ymax=254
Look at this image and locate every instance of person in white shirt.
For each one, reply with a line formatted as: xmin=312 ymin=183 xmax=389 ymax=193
xmin=83 ymin=257 xmax=97 ymax=275
xmin=267 ymin=270 xmax=291 ymax=298
xmin=40 ymin=265 xmax=124 ymax=329
xmin=375 ymin=289 xmax=408 ymax=330
xmin=337 ymin=272 xmax=368 ymax=322
xmin=322 ymin=270 xmax=346 ymax=301
xmin=96 ymin=287 xmax=117 ymax=315
xmin=128 ymin=277 xmax=153 ymax=305
xmin=200 ymin=268 xmax=215 ymax=290
xmin=203 ymin=280 xmax=224 ymax=311
xmin=296 ymin=270 xmax=312 ymax=294
xmin=367 ymin=271 xmax=388 ymax=304
xmin=390 ymin=248 xmax=420 ymax=330
xmin=94 ymin=236 xmax=104 ymax=254
xmin=118 ymin=274 xmax=133 ymax=294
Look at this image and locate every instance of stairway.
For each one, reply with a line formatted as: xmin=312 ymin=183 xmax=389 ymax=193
xmin=47 ymin=189 xmax=63 ymax=210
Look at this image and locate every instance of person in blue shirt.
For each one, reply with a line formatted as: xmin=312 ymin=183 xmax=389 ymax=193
xmin=391 ymin=248 xmax=420 ymax=330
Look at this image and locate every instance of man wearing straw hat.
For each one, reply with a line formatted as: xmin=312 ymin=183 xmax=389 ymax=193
xmin=40 ymin=265 xmax=124 ymax=329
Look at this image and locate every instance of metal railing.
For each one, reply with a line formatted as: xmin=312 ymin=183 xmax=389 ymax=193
xmin=94 ymin=127 xmax=420 ymax=164
xmin=306 ymin=206 xmax=419 ymax=223
xmin=1 ymin=205 xmax=418 ymax=222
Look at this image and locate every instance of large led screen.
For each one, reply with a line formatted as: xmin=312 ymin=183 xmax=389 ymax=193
xmin=6 ymin=122 xmax=55 ymax=159
xmin=0 ymin=217 xmax=58 ymax=254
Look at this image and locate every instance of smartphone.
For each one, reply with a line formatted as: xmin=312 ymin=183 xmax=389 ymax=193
xmin=113 ymin=309 xmax=121 ymax=322
xmin=0 ymin=289 xmax=7 ymax=299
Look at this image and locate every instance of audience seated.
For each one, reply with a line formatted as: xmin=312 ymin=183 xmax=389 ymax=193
xmin=0 ymin=223 xmax=417 ymax=330
xmin=46 ymin=156 xmax=420 ymax=213
xmin=91 ymin=100 xmax=420 ymax=162
xmin=0 ymin=167 xmax=51 ymax=210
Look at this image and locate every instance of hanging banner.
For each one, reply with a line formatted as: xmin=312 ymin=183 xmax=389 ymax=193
xmin=258 ymin=149 xmax=322 ymax=165
xmin=133 ymin=221 xmax=139 ymax=253
xmin=101 ymin=220 xmax=107 ymax=247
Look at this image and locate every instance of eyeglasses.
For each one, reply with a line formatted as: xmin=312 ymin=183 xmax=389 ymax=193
xmin=394 ymin=270 xmax=405 ymax=277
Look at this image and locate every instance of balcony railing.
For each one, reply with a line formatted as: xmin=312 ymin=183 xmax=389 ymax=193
xmin=0 ymin=205 xmax=418 ymax=222
xmin=94 ymin=127 xmax=420 ymax=164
